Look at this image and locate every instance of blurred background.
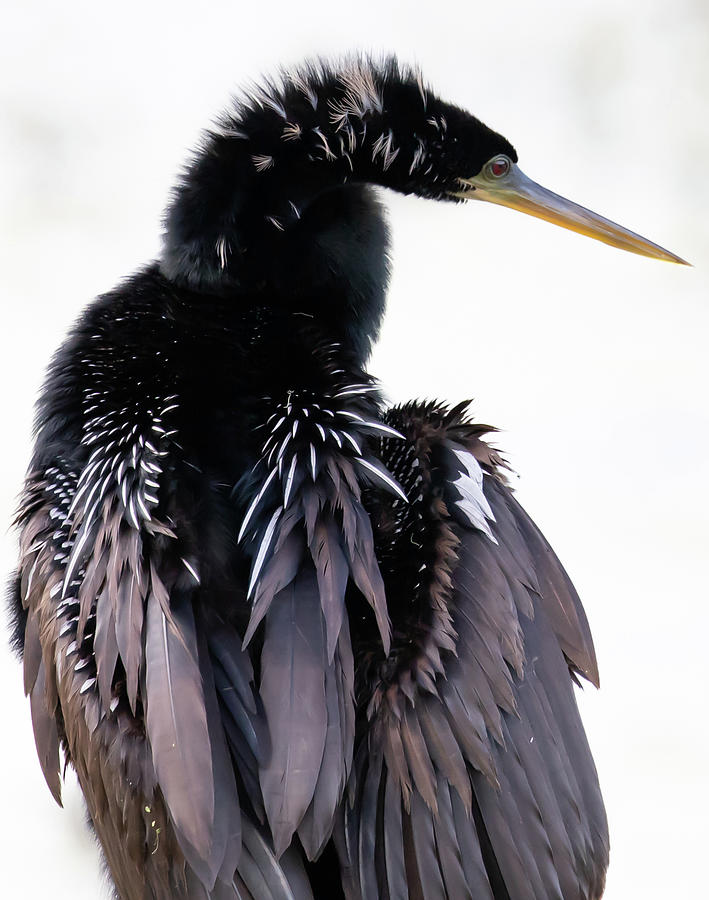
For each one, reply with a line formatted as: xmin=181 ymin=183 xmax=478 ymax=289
xmin=1 ymin=0 xmax=707 ymax=896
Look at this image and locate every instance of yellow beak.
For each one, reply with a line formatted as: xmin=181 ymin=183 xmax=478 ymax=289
xmin=454 ymin=163 xmax=689 ymax=265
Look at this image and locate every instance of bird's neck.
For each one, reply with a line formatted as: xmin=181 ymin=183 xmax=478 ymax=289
xmin=161 ymin=65 xmax=443 ymax=291
xmin=163 ymin=139 xmax=396 ymax=363
xmin=160 ymin=61 xmax=495 ymax=363
xmin=261 ymin=184 xmax=391 ymax=364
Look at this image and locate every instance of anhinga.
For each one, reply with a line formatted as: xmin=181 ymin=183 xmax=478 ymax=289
xmin=10 ymin=58 xmax=686 ymax=900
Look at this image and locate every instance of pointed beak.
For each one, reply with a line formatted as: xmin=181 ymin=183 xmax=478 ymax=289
xmin=454 ymin=162 xmax=689 ymax=265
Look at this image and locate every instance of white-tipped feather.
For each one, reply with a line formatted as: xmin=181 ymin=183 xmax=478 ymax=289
xmin=248 ymin=508 xmax=282 ymax=598
xmin=62 ymin=498 xmax=100 ymax=596
xmin=283 ymin=454 xmax=299 ymax=508
xmin=181 ymin=558 xmax=201 ymax=585
xmin=339 ymin=432 xmax=361 ymax=456
xmin=360 ymin=420 xmax=405 ymax=439
xmin=449 ymin=448 xmax=497 ymax=541
xmin=238 ymin=466 xmax=278 ymax=543
xmin=332 ymin=385 xmax=379 ymax=399
xmin=355 ymin=458 xmax=408 ymax=503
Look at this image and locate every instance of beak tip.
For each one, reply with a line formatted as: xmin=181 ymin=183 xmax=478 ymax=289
xmin=664 ymin=252 xmax=692 ymax=266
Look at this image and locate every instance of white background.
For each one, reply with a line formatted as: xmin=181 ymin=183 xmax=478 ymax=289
xmin=1 ymin=1 xmax=707 ymax=897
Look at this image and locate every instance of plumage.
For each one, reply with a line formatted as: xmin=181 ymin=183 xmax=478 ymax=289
xmin=311 ymin=519 xmax=348 ymax=661
xmin=259 ymin=572 xmax=329 ymax=857
xmin=143 ymin=592 xmax=214 ymax=868
xmin=29 ymin=658 xmax=62 ymax=805
xmin=297 ymin=614 xmax=354 ymax=859
xmin=9 ymin=53 xmax=685 ymax=899
xmin=196 ymin=628 xmax=243 ymax=888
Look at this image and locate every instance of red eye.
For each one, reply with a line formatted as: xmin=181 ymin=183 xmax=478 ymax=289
xmin=490 ymin=157 xmax=510 ymax=177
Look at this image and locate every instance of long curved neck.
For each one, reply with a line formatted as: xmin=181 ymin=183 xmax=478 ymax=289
xmin=160 ymin=59 xmax=515 ymax=361
xmin=163 ymin=63 xmax=432 ymax=284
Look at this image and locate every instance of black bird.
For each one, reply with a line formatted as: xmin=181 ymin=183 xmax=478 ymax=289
xmin=10 ymin=57 xmax=686 ymax=900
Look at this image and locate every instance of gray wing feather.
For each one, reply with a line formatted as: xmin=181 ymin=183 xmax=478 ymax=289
xmin=144 ymin=591 xmax=214 ymax=868
xmin=259 ymin=571 xmax=328 ymax=857
xmin=29 ymin=659 xmax=62 ymax=806
xmin=298 ymin=614 xmax=354 ymax=859
xmin=336 ymin=428 xmax=608 ymax=899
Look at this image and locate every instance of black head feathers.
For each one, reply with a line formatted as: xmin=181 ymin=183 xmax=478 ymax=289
xmin=162 ymin=57 xmax=516 ymax=291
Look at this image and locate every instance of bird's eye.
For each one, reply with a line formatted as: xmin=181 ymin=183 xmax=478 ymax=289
xmin=489 ymin=156 xmax=511 ymax=178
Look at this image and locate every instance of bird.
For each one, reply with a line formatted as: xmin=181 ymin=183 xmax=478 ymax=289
xmin=8 ymin=56 xmax=686 ymax=900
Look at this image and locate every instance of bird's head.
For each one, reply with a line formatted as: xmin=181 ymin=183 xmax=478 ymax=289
xmin=372 ymin=68 xmax=686 ymax=264
xmin=162 ymin=56 xmax=687 ymax=298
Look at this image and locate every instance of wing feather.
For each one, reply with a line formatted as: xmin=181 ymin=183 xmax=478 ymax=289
xmin=144 ymin=590 xmax=214 ymax=864
xmin=357 ymin=752 xmax=383 ymax=899
xmin=335 ymin=406 xmax=608 ymax=899
xmin=382 ymin=772 xmax=407 ymax=898
xmin=93 ymin=584 xmax=119 ymax=708
xmin=232 ymin=818 xmax=315 ymax=900
xmin=22 ymin=608 xmax=42 ymax=697
xmin=417 ymin=699 xmax=470 ymax=811
xmin=311 ymin=519 xmax=349 ymax=661
xmin=196 ymin=627 xmax=243 ymax=889
xmin=298 ymin=615 xmax=354 ymax=859
xmin=501 ymin=482 xmax=600 ymax=686
xmin=113 ymin=538 xmax=146 ymax=712
xmin=341 ymin=504 xmax=391 ymax=654
xmin=204 ymin=614 xmax=266 ymax=826
xmin=259 ymin=571 xmax=328 ymax=857
xmin=409 ymin=789 xmax=447 ymax=899
xmin=448 ymin=788 xmax=494 ymax=899
xmin=29 ymin=658 xmax=62 ymax=806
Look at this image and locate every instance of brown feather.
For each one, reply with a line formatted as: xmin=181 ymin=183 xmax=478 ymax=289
xmin=259 ymin=571 xmax=328 ymax=857
xmin=114 ymin=544 xmax=146 ymax=712
xmin=94 ymin=584 xmax=119 ymax=708
xmin=144 ymin=592 xmax=214 ymax=863
xmin=22 ymin=609 xmax=42 ymax=696
xmin=311 ymin=519 xmax=348 ymax=661
xmin=297 ymin=618 xmax=354 ymax=860
xmin=29 ymin=660 xmax=62 ymax=806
